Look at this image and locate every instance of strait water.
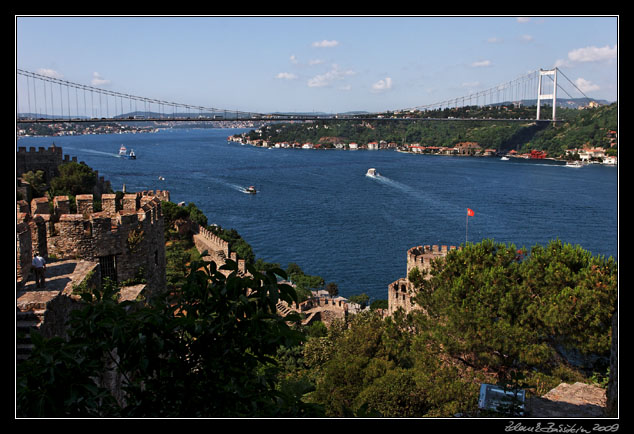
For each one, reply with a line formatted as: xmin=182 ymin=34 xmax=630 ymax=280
xmin=17 ymin=128 xmax=618 ymax=301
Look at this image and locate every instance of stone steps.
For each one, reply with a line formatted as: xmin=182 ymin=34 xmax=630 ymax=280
xmin=276 ymin=301 xmax=293 ymax=317
xmin=16 ymin=308 xmax=46 ymax=364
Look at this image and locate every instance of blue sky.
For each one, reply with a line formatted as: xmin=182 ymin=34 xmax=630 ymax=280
xmin=16 ymin=15 xmax=618 ymax=114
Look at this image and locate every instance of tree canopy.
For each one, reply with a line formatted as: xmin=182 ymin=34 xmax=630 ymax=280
xmin=412 ymin=239 xmax=617 ymax=373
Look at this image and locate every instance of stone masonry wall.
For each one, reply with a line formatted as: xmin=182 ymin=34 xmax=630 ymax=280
xmin=16 ymin=145 xmax=112 ymax=199
xmin=193 ymin=224 xmax=248 ymax=276
xmin=388 ymin=244 xmax=458 ymax=316
xmin=17 ymin=191 xmax=167 ymax=298
xmin=16 ymin=221 xmax=32 ymax=288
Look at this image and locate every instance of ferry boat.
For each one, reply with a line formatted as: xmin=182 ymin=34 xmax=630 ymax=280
xmin=245 ymin=186 xmax=257 ymax=194
xmin=365 ymin=168 xmax=379 ymax=177
xmin=119 ymin=145 xmax=128 ymax=156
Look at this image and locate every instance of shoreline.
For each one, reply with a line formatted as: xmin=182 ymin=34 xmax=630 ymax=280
xmin=227 ymin=137 xmax=616 ymax=166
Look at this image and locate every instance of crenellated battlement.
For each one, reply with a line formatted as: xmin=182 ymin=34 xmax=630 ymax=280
xmin=19 ymin=191 xmax=165 ymax=227
xmin=17 ymin=145 xmax=74 ymax=181
xmin=17 ymin=144 xmax=112 ymax=200
xmin=193 ymin=224 xmax=248 ymax=276
xmin=406 ymin=244 xmax=458 ymax=275
xmin=16 ymin=145 xmax=65 ymax=158
xmin=17 ymin=189 xmax=168 ymax=297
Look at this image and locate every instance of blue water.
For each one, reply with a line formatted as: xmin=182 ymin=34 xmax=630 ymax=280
xmin=17 ymin=128 xmax=619 ymax=301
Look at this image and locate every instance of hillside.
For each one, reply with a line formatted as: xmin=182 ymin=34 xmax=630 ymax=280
xmin=251 ymin=103 xmax=617 ymax=158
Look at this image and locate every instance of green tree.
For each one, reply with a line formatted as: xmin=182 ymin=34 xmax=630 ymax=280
xmin=325 ymin=282 xmax=339 ymax=297
xmin=161 ymin=200 xmax=191 ymax=228
xmin=348 ymin=293 xmax=369 ymax=308
xmin=286 ymin=263 xmax=324 ymax=302
xmin=412 ymin=239 xmax=617 ymax=373
xmin=49 ymin=161 xmax=97 ymax=197
xmin=22 ymin=169 xmax=47 ymax=198
xmin=307 ymin=311 xmax=476 ymax=417
xmin=369 ymin=299 xmax=388 ymax=311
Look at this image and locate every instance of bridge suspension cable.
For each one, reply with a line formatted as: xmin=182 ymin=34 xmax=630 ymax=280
xmin=16 ymin=68 xmax=262 ymax=122
xmin=396 ymin=69 xmax=542 ymax=114
xmin=16 ymin=67 xmax=592 ymax=123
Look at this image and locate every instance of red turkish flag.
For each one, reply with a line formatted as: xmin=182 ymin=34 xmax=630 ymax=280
xmin=467 ymin=208 xmax=474 ymax=217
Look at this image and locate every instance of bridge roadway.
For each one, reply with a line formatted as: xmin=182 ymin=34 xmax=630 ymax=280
xmin=17 ymin=115 xmax=560 ymax=123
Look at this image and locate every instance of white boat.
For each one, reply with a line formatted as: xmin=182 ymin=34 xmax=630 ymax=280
xmin=500 ymin=156 xmax=509 ymax=161
xmin=119 ymin=145 xmax=128 ymax=156
xmin=366 ymin=168 xmax=379 ymax=177
xmin=245 ymin=186 xmax=257 ymax=194
xmin=566 ymin=161 xmax=583 ymax=168
xmin=128 ymin=149 xmax=136 ymax=160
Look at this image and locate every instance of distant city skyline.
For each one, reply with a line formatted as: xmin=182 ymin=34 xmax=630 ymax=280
xmin=16 ymin=15 xmax=618 ymax=114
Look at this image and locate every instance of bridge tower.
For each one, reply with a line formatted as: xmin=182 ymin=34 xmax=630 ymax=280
xmin=536 ymin=68 xmax=558 ymax=121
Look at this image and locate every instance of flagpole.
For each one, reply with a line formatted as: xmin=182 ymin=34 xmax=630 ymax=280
xmin=466 ymin=212 xmax=469 ymax=244
xmin=465 ymin=208 xmax=474 ymax=245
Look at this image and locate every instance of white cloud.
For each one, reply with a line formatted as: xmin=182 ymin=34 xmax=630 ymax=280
xmin=312 ymin=39 xmax=339 ymax=48
xmin=520 ymin=34 xmax=534 ymax=42
xmin=308 ymin=59 xmax=324 ymax=66
xmin=37 ymin=68 xmax=63 ymax=79
xmin=371 ymin=77 xmax=392 ymax=92
xmin=91 ymin=72 xmax=111 ymax=86
xmin=471 ymin=60 xmax=491 ymax=68
xmin=568 ymin=45 xmax=617 ymax=63
xmin=307 ymin=64 xmax=354 ymax=88
xmin=276 ymin=72 xmax=298 ymax=80
xmin=290 ymin=55 xmax=298 ymax=64
xmin=575 ymin=77 xmax=600 ymax=93
xmin=555 ymin=44 xmax=617 ymax=68
xmin=487 ymin=37 xmax=502 ymax=43
xmin=517 ymin=17 xmax=530 ymax=23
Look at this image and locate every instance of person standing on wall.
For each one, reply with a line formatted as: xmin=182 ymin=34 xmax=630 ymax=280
xmin=32 ymin=252 xmax=46 ymax=288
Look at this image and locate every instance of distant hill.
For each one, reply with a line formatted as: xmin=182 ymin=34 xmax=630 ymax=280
xmin=494 ymin=97 xmax=613 ymax=109
xmin=17 ymin=98 xmax=612 ymax=120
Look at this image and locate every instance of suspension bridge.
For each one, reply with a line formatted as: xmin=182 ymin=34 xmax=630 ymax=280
xmin=16 ymin=67 xmax=592 ymax=124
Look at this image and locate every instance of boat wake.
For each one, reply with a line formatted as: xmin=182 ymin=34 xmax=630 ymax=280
xmin=206 ymin=177 xmax=255 ymax=194
xmin=78 ymin=148 xmax=124 ymax=158
xmin=367 ymin=173 xmax=417 ymax=195
xmin=367 ymin=172 xmax=465 ymax=217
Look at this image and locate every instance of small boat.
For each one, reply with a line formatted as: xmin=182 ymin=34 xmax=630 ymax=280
xmin=128 ymin=149 xmax=136 ymax=160
xmin=366 ymin=168 xmax=379 ymax=177
xmin=119 ymin=145 xmax=128 ymax=156
xmin=566 ymin=161 xmax=583 ymax=168
xmin=158 ymin=176 xmax=165 ymax=181
xmin=245 ymin=186 xmax=257 ymax=194
xmin=500 ymin=156 xmax=509 ymax=161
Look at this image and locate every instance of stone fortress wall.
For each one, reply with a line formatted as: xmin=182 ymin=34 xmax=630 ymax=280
xmin=16 ymin=145 xmax=170 ymax=365
xmin=388 ymin=244 xmax=458 ymax=316
xmin=16 ymin=145 xmax=112 ymax=197
xmin=17 ymin=190 xmax=169 ymax=297
xmin=193 ymin=224 xmax=249 ymax=276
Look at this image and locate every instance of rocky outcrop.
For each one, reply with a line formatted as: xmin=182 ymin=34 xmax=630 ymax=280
xmin=528 ymin=382 xmax=607 ymax=418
